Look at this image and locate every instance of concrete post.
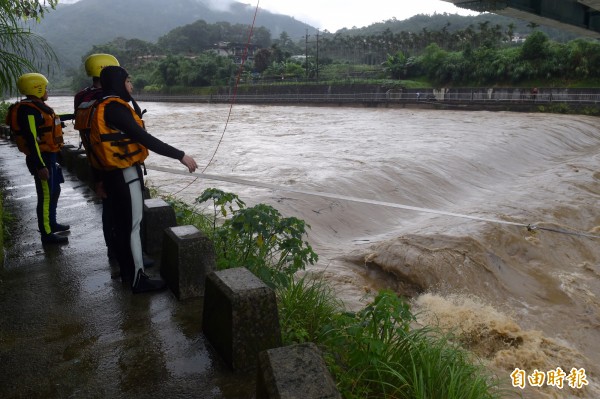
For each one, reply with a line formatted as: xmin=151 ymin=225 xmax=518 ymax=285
xmin=0 ymin=125 xmax=12 ymax=139
xmin=61 ymin=146 xmax=86 ymax=172
xmin=256 ymin=343 xmax=341 ymax=399
xmin=160 ymin=225 xmax=216 ymax=300
xmin=74 ymin=153 xmax=91 ymax=183
xmin=142 ymin=198 xmax=177 ymax=256
xmin=203 ymin=267 xmax=282 ymax=372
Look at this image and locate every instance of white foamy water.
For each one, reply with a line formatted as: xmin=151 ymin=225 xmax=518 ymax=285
xmin=53 ymin=96 xmax=599 ymax=398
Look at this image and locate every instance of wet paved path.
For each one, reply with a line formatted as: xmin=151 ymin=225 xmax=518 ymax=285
xmin=0 ymin=138 xmax=254 ymax=398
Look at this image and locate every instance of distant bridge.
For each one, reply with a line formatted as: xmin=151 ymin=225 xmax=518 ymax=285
xmin=443 ymin=0 xmax=600 ymax=38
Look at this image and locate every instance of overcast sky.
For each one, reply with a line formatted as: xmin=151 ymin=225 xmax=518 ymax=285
xmin=255 ymin=0 xmax=478 ymax=32
xmin=58 ymin=0 xmax=478 ymax=32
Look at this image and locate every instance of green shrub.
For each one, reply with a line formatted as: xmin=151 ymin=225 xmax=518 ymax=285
xmin=195 ymin=188 xmax=318 ymax=288
xmin=0 ymin=101 xmax=10 ymax=123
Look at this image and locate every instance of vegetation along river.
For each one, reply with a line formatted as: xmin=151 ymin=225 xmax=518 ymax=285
xmin=53 ymin=96 xmax=600 ymax=398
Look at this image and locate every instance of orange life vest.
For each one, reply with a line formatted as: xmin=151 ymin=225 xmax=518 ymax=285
xmin=6 ymin=100 xmax=64 ymax=155
xmin=89 ymin=96 xmax=149 ymax=170
xmin=74 ymin=99 xmax=97 ymax=132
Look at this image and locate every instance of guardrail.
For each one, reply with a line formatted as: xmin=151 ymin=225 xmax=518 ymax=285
xmin=134 ymin=92 xmax=600 ymax=105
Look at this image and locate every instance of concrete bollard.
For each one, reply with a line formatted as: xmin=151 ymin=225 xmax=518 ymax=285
xmin=74 ymin=153 xmax=91 ymax=183
xmin=256 ymin=343 xmax=342 ymax=399
xmin=160 ymin=225 xmax=216 ymax=300
xmin=203 ymin=267 xmax=282 ymax=372
xmin=0 ymin=125 xmax=11 ymax=139
xmin=58 ymin=144 xmax=76 ymax=167
xmin=142 ymin=198 xmax=177 ymax=256
xmin=61 ymin=146 xmax=86 ymax=172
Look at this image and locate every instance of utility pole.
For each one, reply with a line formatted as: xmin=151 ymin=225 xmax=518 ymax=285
xmin=305 ymin=29 xmax=309 ymax=81
xmin=304 ymin=29 xmax=321 ymax=82
xmin=316 ymin=29 xmax=319 ymax=82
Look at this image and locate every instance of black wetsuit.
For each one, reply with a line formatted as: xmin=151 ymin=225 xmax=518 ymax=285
xmin=96 ymin=66 xmax=185 ymax=286
xmin=16 ymin=100 xmax=70 ymax=238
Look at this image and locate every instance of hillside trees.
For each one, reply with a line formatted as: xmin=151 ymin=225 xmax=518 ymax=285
xmin=566 ymin=38 xmax=600 ymax=78
xmin=272 ymin=31 xmax=302 ymax=57
xmin=70 ymin=37 xmax=161 ymax=91
xmin=157 ymin=20 xmax=272 ymax=54
xmin=73 ymin=16 xmax=600 ymax=92
xmin=388 ymin=31 xmax=600 ymax=86
xmin=153 ymin=54 xmax=236 ymax=88
xmin=1 ymin=0 xmax=57 ymax=93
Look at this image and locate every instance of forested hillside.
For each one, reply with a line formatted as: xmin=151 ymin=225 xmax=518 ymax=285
xmin=30 ymin=0 xmax=584 ymax=83
xmin=27 ymin=0 xmax=312 ymax=71
xmin=338 ymin=12 xmax=580 ymax=42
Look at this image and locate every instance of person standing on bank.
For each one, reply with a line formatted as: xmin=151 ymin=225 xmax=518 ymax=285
xmin=74 ymin=53 xmax=120 ymax=259
xmin=7 ymin=73 xmax=73 ymax=245
xmin=90 ymin=66 xmax=198 ymax=293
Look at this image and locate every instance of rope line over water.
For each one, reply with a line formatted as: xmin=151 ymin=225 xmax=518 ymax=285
xmin=147 ymin=165 xmax=600 ymax=240
xmin=172 ymin=0 xmax=260 ymax=195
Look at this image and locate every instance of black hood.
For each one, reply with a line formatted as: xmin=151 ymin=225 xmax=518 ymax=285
xmin=100 ymin=66 xmax=131 ymax=102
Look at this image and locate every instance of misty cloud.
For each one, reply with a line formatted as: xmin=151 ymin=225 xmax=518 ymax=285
xmin=199 ymin=0 xmax=235 ymax=12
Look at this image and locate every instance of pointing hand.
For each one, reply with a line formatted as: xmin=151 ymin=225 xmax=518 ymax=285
xmin=180 ymin=154 xmax=197 ymax=173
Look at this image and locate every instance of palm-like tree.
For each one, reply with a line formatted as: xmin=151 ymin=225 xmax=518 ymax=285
xmin=1 ymin=0 xmax=57 ymax=95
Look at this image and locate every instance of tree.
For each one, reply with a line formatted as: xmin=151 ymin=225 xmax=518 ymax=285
xmin=520 ymin=30 xmax=549 ymax=61
xmin=253 ymin=48 xmax=272 ymax=73
xmin=1 ymin=0 xmax=57 ymax=94
xmin=383 ymin=50 xmax=407 ymax=79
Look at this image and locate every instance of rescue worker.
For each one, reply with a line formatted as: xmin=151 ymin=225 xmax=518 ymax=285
xmin=75 ymin=54 xmax=154 ymax=270
xmin=7 ymin=73 xmax=73 ymax=245
xmin=74 ymin=53 xmax=120 ymax=259
xmin=90 ymin=65 xmax=197 ymax=293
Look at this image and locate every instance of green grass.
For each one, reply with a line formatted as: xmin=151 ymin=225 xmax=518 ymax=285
xmin=277 ymin=275 xmax=344 ymax=344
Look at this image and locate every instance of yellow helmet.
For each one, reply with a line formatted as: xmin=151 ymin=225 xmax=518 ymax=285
xmin=84 ymin=53 xmax=120 ymax=78
xmin=17 ymin=73 xmax=48 ymax=97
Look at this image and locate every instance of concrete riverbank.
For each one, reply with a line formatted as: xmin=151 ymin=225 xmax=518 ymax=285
xmin=0 ymin=137 xmax=255 ymax=398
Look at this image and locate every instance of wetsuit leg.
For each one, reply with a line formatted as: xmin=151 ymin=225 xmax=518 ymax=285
xmin=102 ymin=195 xmax=117 ymax=257
xmin=104 ymin=165 xmax=145 ymax=286
xmin=46 ymin=153 xmax=63 ymax=229
xmin=33 ymin=171 xmax=52 ymax=235
xmin=30 ymin=152 xmax=59 ymax=236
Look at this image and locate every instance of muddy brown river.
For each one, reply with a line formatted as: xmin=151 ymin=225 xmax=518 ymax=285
xmin=50 ymin=96 xmax=599 ymax=398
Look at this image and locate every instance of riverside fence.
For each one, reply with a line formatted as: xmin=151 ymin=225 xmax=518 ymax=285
xmin=132 ymin=88 xmax=600 ymax=107
xmin=44 ymin=87 xmax=600 ymax=108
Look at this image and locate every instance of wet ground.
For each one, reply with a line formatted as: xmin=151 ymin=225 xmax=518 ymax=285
xmin=0 ymin=138 xmax=255 ymax=398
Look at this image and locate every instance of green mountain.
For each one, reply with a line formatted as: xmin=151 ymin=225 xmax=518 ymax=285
xmin=28 ymin=0 xmax=314 ymax=70
xmin=337 ymin=12 xmax=579 ymax=42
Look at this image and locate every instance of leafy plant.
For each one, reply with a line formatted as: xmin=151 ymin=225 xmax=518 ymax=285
xmin=0 ymin=102 xmax=10 ymax=124
xmin=195 ymin=188 xmax=245 ymax=232
xmin=195 ymin=188 xmax=318 ymax=288
xmin=277 ymin=275 xmax=343 ymax=344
